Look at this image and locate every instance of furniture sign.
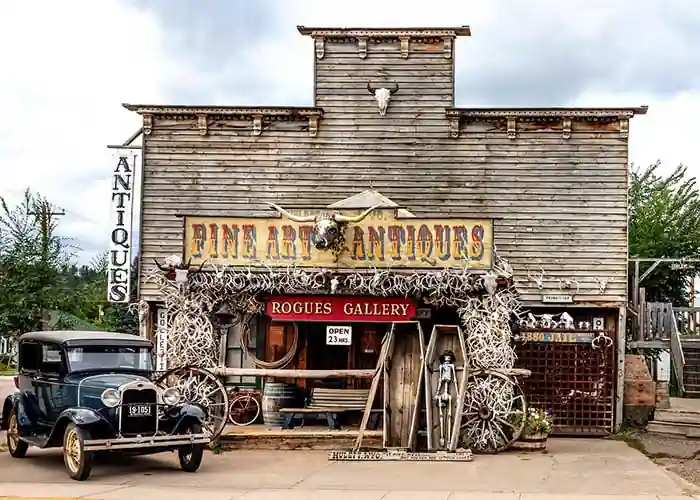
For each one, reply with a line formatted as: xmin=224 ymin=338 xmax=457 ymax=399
xmin=326 ymin=326 xmax=352 ymax=346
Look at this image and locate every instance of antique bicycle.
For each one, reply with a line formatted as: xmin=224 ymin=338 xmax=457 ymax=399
xmin=227 ymin=387 xmax=261 ymax=426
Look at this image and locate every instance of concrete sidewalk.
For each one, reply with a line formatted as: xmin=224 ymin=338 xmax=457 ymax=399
xmin=2 ymin=487 xmax=700 ymax=499
xmin=0 ymin=438 xmax=698 ymax=499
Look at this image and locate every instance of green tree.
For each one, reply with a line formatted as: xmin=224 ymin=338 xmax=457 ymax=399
xmin=0 ymin=189 xmax=72 ymax=335
xmin=629 ymin=161 xmax=700 ymax=305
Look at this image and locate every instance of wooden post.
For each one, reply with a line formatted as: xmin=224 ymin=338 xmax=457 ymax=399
xmin=614 ymin=305 xmax=626 ymax=432
xmin=633 ymin=260 xmax=640 ymax=307
xmin=638 ymin=287 xmax=646 ymax=341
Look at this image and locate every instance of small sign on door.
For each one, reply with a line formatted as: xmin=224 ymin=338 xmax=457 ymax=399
xmin=326 ymin=325 xmax=352 ymax=346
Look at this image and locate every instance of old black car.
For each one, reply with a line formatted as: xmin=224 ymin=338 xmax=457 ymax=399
xmin=0 ymin=331 xmax=210 ymax=481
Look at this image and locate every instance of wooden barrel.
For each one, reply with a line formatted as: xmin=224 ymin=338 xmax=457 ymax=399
xmin=262 ymin=382 xmax=298 ymax=426
xmin=512 ymin=433 xmax=548 ymax=451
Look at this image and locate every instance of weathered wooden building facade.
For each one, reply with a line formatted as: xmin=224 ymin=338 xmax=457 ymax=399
xmin=125 ymin=25 xmax=645 ymax=444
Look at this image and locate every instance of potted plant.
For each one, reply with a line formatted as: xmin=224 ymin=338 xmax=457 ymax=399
xmin=513 ymin=408 xmax=553 ymax=451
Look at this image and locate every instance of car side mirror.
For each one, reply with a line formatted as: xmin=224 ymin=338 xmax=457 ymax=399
xmin=13 ymin=376 xmax=18 ymax=389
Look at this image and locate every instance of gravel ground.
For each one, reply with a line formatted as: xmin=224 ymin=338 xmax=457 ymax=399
xmin=625 ymin=430 xmax=700 ymax=487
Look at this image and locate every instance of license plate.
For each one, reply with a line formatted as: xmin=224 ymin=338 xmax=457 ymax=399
xmin=128 ymin=405 xmax=152 ymax=417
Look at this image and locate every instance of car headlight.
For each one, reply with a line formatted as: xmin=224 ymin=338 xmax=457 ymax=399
xmin=101 ymin=388 xmax=120 ymax=408
xmin=162 ymin=386 xmax=182 ymax=406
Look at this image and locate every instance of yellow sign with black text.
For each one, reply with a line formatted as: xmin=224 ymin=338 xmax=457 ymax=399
xmin=184 ymin=209 xmax=493 ymax=270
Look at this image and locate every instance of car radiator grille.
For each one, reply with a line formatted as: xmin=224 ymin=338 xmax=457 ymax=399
xmin=120 ymin=388 xmax=158 ymax=436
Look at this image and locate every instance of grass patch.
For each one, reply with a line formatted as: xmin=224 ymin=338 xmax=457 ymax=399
xmin=0 ymin=363 xmax=16 ymax=376
xmin=612 ymin=430 xmax=647 ymax=454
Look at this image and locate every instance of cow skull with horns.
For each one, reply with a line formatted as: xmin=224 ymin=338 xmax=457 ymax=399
xmin=266 ymin=202 xmax=380 ymax=251
xmin=367 ymin=81 xmax=399 ymax=116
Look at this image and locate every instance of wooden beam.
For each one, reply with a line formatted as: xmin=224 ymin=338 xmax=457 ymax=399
xmin=355 ymin=324 xmax=395 ymax=452
xmin=213 ymin=367 xmax=375 ymax=378
xmin=639 ymin=260 xmax=663 ymax=283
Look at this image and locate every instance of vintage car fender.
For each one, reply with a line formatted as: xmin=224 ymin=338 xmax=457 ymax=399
xmin=0 ymin=392 xmax=21 ymax=430
xmin=43 ymin=408 xmax=113 ymax=448
xmin=170 ymin=403 xmax=208 ymax=434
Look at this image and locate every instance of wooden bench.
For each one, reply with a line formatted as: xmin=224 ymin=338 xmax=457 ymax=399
xmin=279 ymin=388 xmax=382 ymax=430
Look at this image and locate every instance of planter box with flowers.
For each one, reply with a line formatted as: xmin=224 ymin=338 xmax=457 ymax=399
xmin=512 ymin=408 xmax=553 ymax=451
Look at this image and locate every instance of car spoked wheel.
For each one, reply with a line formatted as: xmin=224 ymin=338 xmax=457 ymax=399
xmin=6 ymin=409 xmax=28 ymax=458
xmin=178 ymin=421 xmax=205 ymax=473
xmin=63 ymin=423 xmax=94 ymax=481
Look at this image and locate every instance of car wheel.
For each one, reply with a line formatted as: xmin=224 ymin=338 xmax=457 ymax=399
xmin=6 ymin=409 xmax=28 ymax=458
xmin=178 ymin=421 xmax=205 ymax=473
xmin=63 ymin=423 xmax=94 ymax=481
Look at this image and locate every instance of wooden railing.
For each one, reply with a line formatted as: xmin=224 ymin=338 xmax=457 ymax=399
xmin=675 ymin=307 xmax=700 ymax=336
xmin=635 ymin=288 xmax=700 ymax=341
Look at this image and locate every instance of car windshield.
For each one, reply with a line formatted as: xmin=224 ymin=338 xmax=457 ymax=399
xmin=66 ymin=346 xmax=153 ymax=372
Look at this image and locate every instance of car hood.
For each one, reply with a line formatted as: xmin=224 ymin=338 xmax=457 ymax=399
xmin=67 ymin=372 xmax=153 ymax=391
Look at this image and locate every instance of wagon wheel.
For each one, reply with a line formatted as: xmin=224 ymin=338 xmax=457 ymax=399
xmin=156 ymin=366 xmax=229 ymax=439
xmin=460 ymin=370 xmax=527 ymax=454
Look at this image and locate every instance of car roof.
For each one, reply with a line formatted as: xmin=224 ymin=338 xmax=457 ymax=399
xmin=19 ymin=330 xmax=153 ymax=348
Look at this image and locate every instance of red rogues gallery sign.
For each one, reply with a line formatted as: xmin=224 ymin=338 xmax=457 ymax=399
xmin=265 ymin=296 xmax=417 ymax=323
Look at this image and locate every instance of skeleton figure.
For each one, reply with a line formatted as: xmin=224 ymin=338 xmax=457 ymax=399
xmin=367 ymin=82 xmax=399 ymax=116
xmin=435 ymin=350 xmax=459 ymax=448
xmin=266 ymin=202 xmax=380 ymax=251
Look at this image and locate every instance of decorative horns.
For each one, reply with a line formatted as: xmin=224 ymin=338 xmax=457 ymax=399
xmin=265 ymin=202 xmax=381 ymax=224
xmin=265 ymin=202 xmax=316 ymax=222
xmin=367 ymin=81 xmax=399 ymax=95
xmin=333 ymin=204 xmax=381 ymax=223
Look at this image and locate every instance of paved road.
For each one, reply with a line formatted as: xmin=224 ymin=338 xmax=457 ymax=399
xmin=0 ymin=439 xmax=697 ymax=499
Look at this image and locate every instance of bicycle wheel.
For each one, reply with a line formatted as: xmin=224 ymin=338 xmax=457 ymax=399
xmin=228 ymin=394 xmax=261 ymax=426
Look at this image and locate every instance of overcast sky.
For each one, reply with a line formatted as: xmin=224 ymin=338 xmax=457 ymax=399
xmin=1 ymin=0 xmax=699 ymax=264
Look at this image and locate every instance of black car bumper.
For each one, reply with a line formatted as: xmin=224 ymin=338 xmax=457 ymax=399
xmin=83 ymin=431 xmax=210 ymax=452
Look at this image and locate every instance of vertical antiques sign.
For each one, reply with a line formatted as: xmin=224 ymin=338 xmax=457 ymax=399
xmin=107 ymin=148 xmax=138 ymax=303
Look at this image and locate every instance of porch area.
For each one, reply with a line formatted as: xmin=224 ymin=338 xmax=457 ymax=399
xmin=219 ymin=424 xmax=383 ymax=450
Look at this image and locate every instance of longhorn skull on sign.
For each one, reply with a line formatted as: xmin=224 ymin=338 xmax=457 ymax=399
xmin=367 ymin=81 xmax=399 ymax=116
xmin=266 ymin=202 xmax=380 ymax=251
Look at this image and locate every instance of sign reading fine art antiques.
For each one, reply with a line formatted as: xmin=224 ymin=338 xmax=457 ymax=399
xmin=266 ymin=296 xmax=417 ymax=323
xmin=184 ymin=209 xmax=494 ymax=269
xmin=107 ymin=148 xmax=138 ymax=303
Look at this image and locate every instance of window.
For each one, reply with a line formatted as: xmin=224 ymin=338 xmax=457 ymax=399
xmin=226 ymin=322 xmax=257 ymax=385
xmin=19 ymin=342 xmax=41 ymax=372
xmin=66 ymin=346 xmax=152 ymax=372
xmin=40 ymin=344 xmax=64 ymax=376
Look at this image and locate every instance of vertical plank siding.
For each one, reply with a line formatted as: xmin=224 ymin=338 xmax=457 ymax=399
xmin=131 ymin=28 xmax=644 ymax=306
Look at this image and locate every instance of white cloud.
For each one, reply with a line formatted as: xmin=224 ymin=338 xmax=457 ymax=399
xmin=0 ymin=0 xmax=178 ymax=262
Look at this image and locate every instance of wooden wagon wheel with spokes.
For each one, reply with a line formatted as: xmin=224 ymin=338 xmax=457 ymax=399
xmin=460 ymin=369 xmax=527 ymax=453
xmin=155 ymin=366 xmax=229 ymax=440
